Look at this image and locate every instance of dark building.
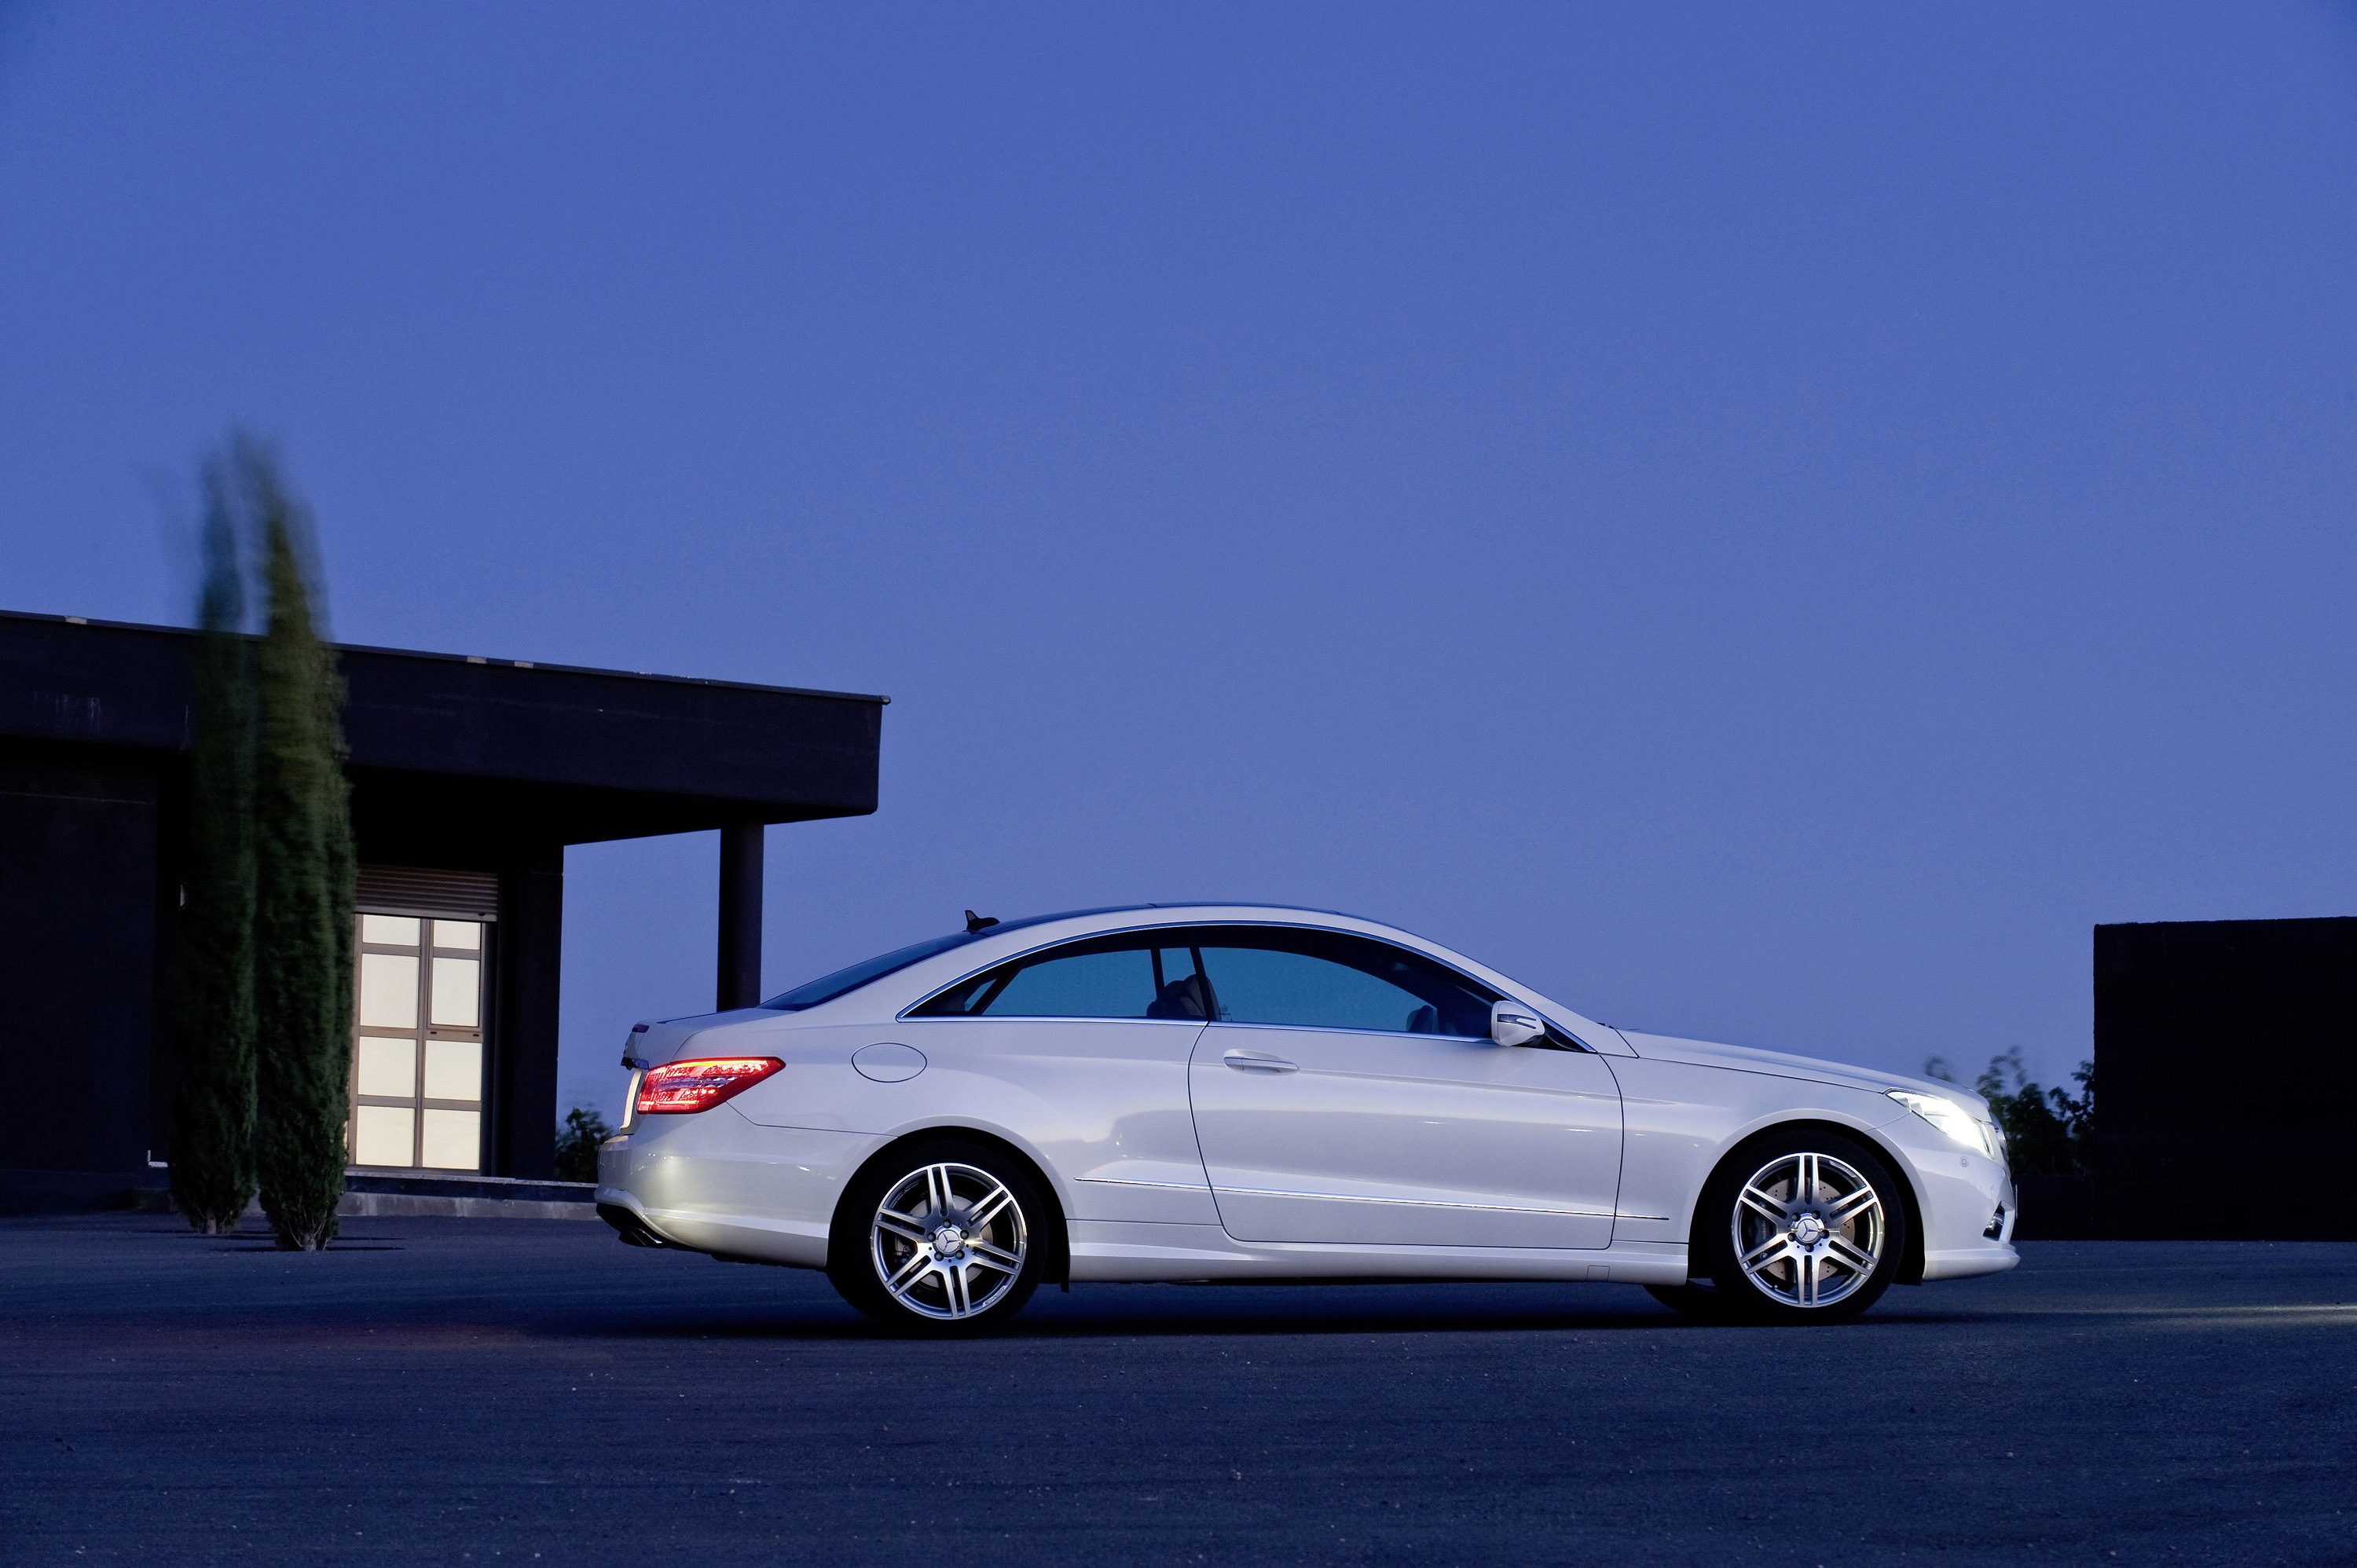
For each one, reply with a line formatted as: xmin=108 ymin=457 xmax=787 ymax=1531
xmin=2095 ymin=916 xmax=2357 ymax=1240
xmin=0 ymin=609 xmax=883 ymax=1211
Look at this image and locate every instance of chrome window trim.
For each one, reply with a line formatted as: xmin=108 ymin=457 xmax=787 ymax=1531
xmin=1200 ymin=1018 xmax=1586 ymax=1051
xmin=900 ymin=1012 xmax=1209 ymax=1027
xmin=896 ymin=917 xmax=1588 ymax=1047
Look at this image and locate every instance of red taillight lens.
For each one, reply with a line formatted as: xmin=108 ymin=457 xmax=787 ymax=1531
xmin=634 ymin=1057 xmax=783 ymax=1115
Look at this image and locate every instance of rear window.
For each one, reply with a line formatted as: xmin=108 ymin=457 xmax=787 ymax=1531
xmin=759 ymin=907 xmax=1147 ymax=1012
xmin=761 ymin=932 xmax=982 ymax=1011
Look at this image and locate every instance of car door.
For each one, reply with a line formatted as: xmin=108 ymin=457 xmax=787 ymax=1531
xmin=1182 ymin=925 xmax=1623 ymax=1248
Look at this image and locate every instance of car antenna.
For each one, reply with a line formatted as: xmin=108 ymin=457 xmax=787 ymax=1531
xmin=966 ymin=909 xmax=999 ymax=933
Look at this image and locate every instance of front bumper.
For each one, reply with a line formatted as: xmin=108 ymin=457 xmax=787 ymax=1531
xmin=1877 ymin=1113 xmax=2019 ymax=1281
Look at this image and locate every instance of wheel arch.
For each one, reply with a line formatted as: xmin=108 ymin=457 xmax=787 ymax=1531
xmin=1688 ymin=1118 xmax=1927 ymax=1288
xmin=830 ymin=1126 xmax=1072 ymax=1286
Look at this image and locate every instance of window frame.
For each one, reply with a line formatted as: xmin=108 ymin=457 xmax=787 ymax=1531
xmin=348 ymin=913 xmax=493 ymax=1171
xmin=904 ymin=930 xmax=1213 ymax=1024
xmin=900 ymin=921 xmax=1587 ymax=1050
xmin=757 ymin=906 xmax=1153 ymax=1013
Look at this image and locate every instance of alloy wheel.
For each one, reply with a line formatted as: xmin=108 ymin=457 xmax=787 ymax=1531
xmin=867 ymin=1160 xmax=1029 ymax=1321
xmin=1729 ymin=1150 xmax=1885 ymax=1310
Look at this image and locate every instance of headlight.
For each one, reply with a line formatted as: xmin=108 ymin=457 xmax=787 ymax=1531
xmin=1887 ymin=1090 xmax=2000 ymax=1160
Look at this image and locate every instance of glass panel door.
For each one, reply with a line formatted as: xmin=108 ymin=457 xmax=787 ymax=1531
xmin=349 ymin=915 xmax=488 ymax=1171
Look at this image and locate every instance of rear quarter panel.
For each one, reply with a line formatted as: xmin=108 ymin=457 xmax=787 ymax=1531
xmin=719 ymin=1016 xmax=1217 ymax=1225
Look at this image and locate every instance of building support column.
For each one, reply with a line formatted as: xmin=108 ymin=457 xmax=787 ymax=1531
xmin=717 ymin=820 xmax=764 ymax=1011
xmin=491 ymin=848 xmax=563 ymax=1180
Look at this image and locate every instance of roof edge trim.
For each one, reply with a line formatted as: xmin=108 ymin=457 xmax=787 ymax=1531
xmin=0 ymin=607 xmax=889 ymax=705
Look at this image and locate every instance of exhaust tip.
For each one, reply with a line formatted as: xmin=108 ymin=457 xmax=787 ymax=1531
xmin=596 ymin=1202 xmax=674 ymax=1248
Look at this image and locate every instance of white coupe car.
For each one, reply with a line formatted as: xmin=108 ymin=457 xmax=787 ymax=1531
xmin=596 ymin=904 xmax=2018 ymax=1332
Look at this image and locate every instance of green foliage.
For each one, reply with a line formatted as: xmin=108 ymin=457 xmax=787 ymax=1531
xmin=244 ymin=438 xmax=356 ymax=1252
xmin=552 ymin=1106 xmax=614 ymax=1184
xmin=168 ymin=463 xmax=258 ymax=1234
xmin=1924 ymin=1048 xmax=2093 ymax=1176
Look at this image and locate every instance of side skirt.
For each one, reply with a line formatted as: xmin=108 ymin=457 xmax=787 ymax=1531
xmin=1065 ymin=1220 xmax=1691 ymax=1286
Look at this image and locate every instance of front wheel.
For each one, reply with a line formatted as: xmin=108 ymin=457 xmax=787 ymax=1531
xmin=1696 ymin=1130 xmax=1908 ymax=1324
xmin=827 ymin=1141 xmax=1047 ymax=1335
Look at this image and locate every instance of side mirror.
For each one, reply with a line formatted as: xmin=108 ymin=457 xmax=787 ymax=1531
xmin=1490 ymin=1000 xmax=1545 ymax=1048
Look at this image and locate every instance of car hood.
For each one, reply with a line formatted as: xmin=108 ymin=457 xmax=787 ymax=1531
xmin=1614 ymin=1029 xmax=1990 ymax=1112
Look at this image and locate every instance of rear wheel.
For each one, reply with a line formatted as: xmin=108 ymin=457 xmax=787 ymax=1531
xmin=1696 ymin=1130 xmax=1906 ymax=1324
xmin=827 ymin=1140 xmax=1047 ymax=1335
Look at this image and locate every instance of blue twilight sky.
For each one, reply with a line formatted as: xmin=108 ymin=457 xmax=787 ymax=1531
xmin=5 ymin=4 xmax=2356 ymax=1124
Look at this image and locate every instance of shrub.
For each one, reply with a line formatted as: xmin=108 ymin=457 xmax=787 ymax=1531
xmin=553 ymin=1106 xmax=614 ymax=1184
xmin=168 ymin=464 xmax=258 ymax=1235
xmin=1924 ymin=1048 xmax=2093 ymax=1176
xmin=246 ymin=443 xmax=356 ymax=1251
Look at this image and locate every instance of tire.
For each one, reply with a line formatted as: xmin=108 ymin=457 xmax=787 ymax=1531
xmin=827 ymin=1139 xmax=1048 ymax=1335
xmin=1695 ymin=1128 xmax=1908 ymax=1324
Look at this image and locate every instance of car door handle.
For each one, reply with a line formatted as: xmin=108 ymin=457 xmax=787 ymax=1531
xmin=1222 ymin=1050 xmax=1298 ymax=1073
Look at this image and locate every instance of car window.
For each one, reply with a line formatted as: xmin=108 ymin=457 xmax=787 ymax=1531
xmin=1189 ymin=927 xmax=1501 ymax=1037
xmin=907 ymin=922 xmax=1517 ymax=1036
xmin=761 ymin=931 xmax=984 ymax=1011
xmin=758 ymin=908 xmax=1152 ymax=1012
xmin=909 ymin=936 xmax=1210 ymax=1020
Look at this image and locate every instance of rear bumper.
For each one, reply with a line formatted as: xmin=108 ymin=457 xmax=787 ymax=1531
xmin=595 ymin=1110 xmax=870 ymax=1268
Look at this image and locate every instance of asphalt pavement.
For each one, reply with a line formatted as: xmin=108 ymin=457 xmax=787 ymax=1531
xmin=2 ymin=1213 xmax=2352 ymax=1566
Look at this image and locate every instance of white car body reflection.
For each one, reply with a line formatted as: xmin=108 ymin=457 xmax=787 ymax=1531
xmin=598 ymin=905 xmax=2018 ymax=1328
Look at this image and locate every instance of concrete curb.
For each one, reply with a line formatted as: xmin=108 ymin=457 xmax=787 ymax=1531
xmin=103 ymin=1171 xmax=603 ymax=1222
xmin=338 ymin=1192 xmax=596 ymax=1220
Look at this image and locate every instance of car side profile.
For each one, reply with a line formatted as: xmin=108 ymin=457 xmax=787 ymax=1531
xmin=596 ymin=904 xmax=2018 ymax=1332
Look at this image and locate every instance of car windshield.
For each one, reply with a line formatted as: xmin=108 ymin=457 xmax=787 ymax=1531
xmin=758 ymin=907 xmax=1149 ymax=1012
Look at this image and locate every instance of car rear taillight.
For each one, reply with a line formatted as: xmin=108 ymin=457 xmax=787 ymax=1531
xmin=634 ymin=1057 xmax=783 ymax=1115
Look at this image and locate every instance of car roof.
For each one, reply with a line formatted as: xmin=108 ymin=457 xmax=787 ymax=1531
xmin=669 ymin=899 xmax=1623 ymax=1053
xmin=981 ymin=902 xmax=1362 ymax=934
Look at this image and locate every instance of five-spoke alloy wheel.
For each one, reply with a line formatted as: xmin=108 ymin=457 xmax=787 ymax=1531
xmin=1689 ymin=1130 xmax=1907 ymax=1324
xmin=829 ymin=1140 xmax=1048 ymax=1334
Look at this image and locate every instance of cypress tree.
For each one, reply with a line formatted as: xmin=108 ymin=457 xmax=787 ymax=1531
xmin=247 ymin=441 xmax=356 ymax=1251
xmin=168 ymin=458 xmax=258 ymax=1234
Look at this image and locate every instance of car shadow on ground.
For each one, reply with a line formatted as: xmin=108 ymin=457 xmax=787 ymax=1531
xmin=595 ymin=1295 xmax=2007 ymax=1343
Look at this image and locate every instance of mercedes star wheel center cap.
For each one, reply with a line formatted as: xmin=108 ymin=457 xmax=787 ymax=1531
xmin=1790 ymin=1213 xmax=1827 ymax=1248
xmin=933 ymin=1225 xmax=967 ymax=1257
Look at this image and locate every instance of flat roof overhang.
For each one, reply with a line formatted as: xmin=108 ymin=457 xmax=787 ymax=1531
xmin=0 ymin=610 xmax=885 ymax=861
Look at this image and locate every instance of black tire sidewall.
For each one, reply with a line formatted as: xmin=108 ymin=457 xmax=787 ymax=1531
xmin=827 ymin=1139 xmax=1048 ymax=1335
xmin=1699 ymin=1128 xmax=1908 ymax=1324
